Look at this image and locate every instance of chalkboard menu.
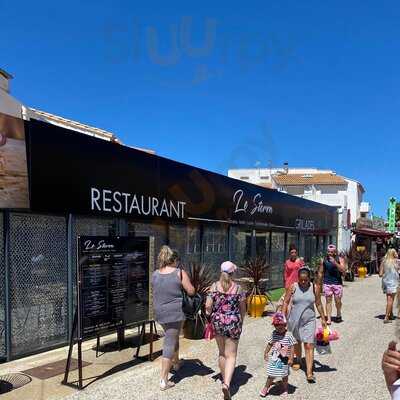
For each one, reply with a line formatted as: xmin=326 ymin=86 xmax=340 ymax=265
xmin=77 ymin=236 xmax=150 ymax=339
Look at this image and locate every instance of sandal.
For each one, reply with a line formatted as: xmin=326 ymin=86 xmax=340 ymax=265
xmin=307 ymin=374 xmax=316 ymax=383
xmin=160 ymin=379 xmax=175 ymax=391
xmin=259 ymin=386 xmax=270 ymax=397
xmin=222 ymin=383 xmax=231 ymax=400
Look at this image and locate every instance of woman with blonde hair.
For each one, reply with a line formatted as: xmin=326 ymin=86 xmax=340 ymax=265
xmin=379 ymin=248 xmax=400 ymax=323
xmin=205 ymin=261 xmax=246 ymax=400
xmin=152 ymin=245 xmax=195 ymax=390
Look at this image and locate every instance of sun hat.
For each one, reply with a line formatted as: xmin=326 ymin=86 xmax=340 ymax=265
xmin=272 ymin=312 xmax=287 ymax=326
xmin=221 ymin=261 xmax=237 ymax=274
xmin=327 ymin=244 xmax=336 ymax=252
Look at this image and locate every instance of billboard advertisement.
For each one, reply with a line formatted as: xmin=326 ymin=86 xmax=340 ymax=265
xmin=26 ymin=118 xmax=337 ymax=232
xmin=0 ymin=112 xmax=29 ymax=208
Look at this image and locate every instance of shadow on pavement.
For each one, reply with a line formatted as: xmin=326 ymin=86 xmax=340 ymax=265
xmin=171 ymin=359 xmax=215 ymax=384
xmin=92 ymin=333 xmax=162 ymax=355
xmin=70 ymin=351 xmax=163 ymax=390
xmin=230 ymin=365 xmax=253 ymax=397
xmin=211 ymin=365 xmax=253 ymax=397
xmin=267 ymin=382 xmax=297 ymax=396
xmin=314 ymin=360 xmax=337 ymax=373
xmin=375 ymin=314 xmax=396 ymax=320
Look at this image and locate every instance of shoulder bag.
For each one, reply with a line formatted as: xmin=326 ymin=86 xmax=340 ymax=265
xmin=180 ymin=269 xmax=202 ymax=320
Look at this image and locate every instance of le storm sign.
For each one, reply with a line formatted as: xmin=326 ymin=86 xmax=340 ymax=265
xmin=25 ymin=119 xmax=336 ymax=232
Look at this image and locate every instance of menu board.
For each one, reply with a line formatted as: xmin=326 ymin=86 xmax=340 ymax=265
xmin=77 ymin=236 xmax=150 ymax=339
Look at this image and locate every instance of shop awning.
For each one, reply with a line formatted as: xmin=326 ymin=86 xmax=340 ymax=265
xmin=352 ymin=227 xmax=393 ymax=238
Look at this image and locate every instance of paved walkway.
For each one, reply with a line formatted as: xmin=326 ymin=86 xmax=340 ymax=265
xmin=64 ymin=275 xmax=394 ymax=400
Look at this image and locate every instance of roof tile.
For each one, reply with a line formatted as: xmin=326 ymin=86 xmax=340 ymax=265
xmin=272 ymin=173 xmax=347 ymax=186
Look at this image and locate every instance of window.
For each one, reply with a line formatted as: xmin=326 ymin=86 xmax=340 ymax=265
xmin=260 ymin=176 xmax=270 ymax=180
xmin=204 ymin=230 xmax=226 ymax=253
xmin=240 ymin=176 xmax=249 ymax=180
xmin=203 ymin=225 xmax=229 ymax=278
xmin=270 ymin=232 xmax=285 ymax=267
xmin=187 ymin=227 xmax=201 ymax=254
xmin=255 ymin=231 xmax=270 ymax=260
xmin=286 ymin=233 xmax=298 ymax=255
xmin=270 ymin=232 xmax=285 ymax=288
xmin=230 ymin=227 xmax=252 ymax=266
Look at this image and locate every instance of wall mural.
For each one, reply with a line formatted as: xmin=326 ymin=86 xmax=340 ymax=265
xmin=0 ymin=112 xmax=29 ymax=208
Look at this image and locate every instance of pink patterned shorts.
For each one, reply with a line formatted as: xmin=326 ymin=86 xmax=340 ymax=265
xmin=323 ymin=284 xmax=343 ymax=298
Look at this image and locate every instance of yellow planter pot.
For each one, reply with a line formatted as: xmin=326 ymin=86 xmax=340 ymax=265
xmin=247 ymin=294 xmax=268 ymax=318
xmin=358 ymin=265 xmax=367 ymax=279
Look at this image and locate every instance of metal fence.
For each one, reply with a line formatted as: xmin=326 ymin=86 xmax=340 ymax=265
xmin=0 ymin=211 xmax=327 ymax=361
xmin=0 ymin=213 xmax=121 ymax=361
xmin=0 ymin=213 xmax=5 ymax=360
xmin=8 ymin=213 xmax=68 ymax=358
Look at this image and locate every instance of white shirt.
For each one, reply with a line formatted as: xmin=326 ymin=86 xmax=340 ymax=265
xmin=392 ymin=379 xmax=400 ymax=399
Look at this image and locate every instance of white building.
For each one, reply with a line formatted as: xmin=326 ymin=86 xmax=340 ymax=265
xmin=228 ymin=165 xmax=369 ymax=251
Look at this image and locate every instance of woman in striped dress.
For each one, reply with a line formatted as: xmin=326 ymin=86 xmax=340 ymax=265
xmin=259 ymin=312 xmax=297 ymax=398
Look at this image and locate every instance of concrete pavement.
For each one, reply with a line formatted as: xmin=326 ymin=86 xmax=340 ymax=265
xmin=60 ymin=275 xmax=394 ymax=400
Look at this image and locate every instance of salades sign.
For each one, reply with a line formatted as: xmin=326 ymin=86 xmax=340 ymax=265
xmin=25 ymin=119 xmax=336 ymax=231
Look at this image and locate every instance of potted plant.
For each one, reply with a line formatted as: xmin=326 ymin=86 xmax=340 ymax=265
xmin=349 ymin=247 xmax=370 ymax=279
xmin=239 ymin=257 xmax=270 ymax=318
xmin=183 ymin=262 xmax=214 ymax=340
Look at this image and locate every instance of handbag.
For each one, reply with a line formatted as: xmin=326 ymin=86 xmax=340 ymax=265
xmin=203 ymin=320 xmax=215 ymax=341
xmin=180 ymin=269 xmax=202 ymax=320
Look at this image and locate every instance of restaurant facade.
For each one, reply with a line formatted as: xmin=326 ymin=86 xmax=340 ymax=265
xmin=0 ymin=112 xmax=338 ymax=362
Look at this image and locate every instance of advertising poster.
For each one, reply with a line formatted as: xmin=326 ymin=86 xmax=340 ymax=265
xmin=78 ymin=236 xmax=150 ymax=339
xmin=0 ymin=112 xmax=29 ymax=208
xmin=27 ymin=118 xmax=337 ymax=232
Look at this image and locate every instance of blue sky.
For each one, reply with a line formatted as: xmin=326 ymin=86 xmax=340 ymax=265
xmin=2 ymin=0 xmax=399 ymax=217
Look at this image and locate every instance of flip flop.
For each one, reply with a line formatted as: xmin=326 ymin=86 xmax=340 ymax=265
xmin=259 ymin=386 xmax=270 ymax=397
xmin=160 ymin=379 xmax=175 ymax=391
xmin=307 ymin=374 xmax=316 ymax=383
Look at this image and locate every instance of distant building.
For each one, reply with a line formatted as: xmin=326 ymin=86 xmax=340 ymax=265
xmin=228 ymin=164 xmax=369 ymax=251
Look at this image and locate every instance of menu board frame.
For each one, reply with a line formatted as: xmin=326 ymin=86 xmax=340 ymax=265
xmin=77 ymin=235 xmax=151 ymax=340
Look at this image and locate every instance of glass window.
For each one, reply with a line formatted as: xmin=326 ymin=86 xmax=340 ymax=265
xmin=317 ymin=236 xmax=324 ymax=255
xmin=286 ymin=233 xmax=298 ymax=255
xmin=168 ymin=224 xmax=201 ymax=265
xmin=187 ymin=226 xmax=201 ymax=254
xmin=230 ymin=227 xmax=252 ymax=266
xmin=202 ymin=224 xmax=229 ymax=278
xmin=271 ymin=232 xmax=285 ymax=267
xmin=255 ymin=231 xmax=270 ymax=261
xmin=299 ymin=234 xmax=306 ymax=260
xmin=311 ymin=236 xmax=318 ymax=259
xmin=303 ymin=235 xmax=313 ymax=264
xmin=270 ymin=232 xmax=285 ymax=288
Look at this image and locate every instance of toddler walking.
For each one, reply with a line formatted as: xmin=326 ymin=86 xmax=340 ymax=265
xmin=260 ymin=312 xmax=296 ymax=397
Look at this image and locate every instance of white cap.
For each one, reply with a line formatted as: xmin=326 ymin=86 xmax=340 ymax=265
xmin=221 ymin=261 xmax=237 ymax=274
